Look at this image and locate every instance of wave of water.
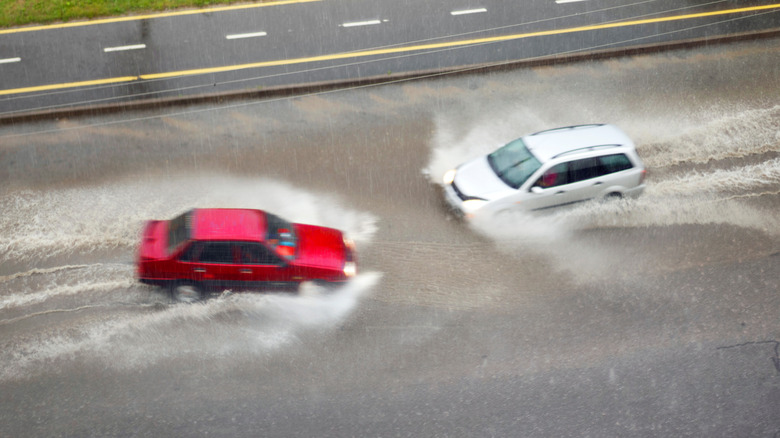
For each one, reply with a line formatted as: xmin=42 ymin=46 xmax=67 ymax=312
xmin=464 ymin=154 xmax=780 ymax=238
xmin=428 ymin=102 xmax=779 ymax=225
xmin=0 ymin=176 xmax=380 ymax=381
xmin=0 ymin=273 xmax=381 ymax=381
xmin=0 ymin=264 xmax=90 ymax=282
xmin=0 ymin=263 xmax=133 ymax=310
xmin=425 ymin=103 xmax=780 ymax=284
xmin=639 ymin=105 xmax=780 ymax=168
xmin=649 ymin=157 xmax=780 ymax=197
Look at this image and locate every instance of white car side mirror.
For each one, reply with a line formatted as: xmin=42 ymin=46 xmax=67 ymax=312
xmin=531 ymin=186 xmax=544 ymax=194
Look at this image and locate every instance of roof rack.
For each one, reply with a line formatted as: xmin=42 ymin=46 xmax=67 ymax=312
xmin=530 ymin=124 xmax=605 ymax=136
xmin=550 ymin=144 xmax=622 ymax=159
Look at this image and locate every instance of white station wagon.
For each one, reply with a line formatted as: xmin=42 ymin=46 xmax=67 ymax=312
xmin=442 ymin=124 xmax=646 ymax=217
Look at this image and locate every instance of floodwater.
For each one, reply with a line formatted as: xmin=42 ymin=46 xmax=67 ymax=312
xmin=1 ymin=37 xmax=779 ymax=437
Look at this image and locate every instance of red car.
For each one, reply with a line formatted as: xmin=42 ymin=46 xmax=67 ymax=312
xmin=136 ymin=208 xmax=357 ymax=302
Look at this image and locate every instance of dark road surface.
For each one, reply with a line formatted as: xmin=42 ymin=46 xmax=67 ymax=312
xmin=1 ymin=0 xmax=779 ymax=113
xmin=1 ymin=37 xmax=779 ymax=436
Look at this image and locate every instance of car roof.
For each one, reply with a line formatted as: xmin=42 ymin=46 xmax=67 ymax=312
xmin=190 ymin=208 xmax=268 ymax=242
xmin=523 ymin=124 xmax=635 ymax=163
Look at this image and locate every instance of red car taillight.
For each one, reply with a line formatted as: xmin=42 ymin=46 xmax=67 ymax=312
xmin=639 ymin=169 xmax=647 ymax=184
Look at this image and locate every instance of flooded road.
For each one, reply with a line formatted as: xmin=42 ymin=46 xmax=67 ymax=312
xmin=1 ymin=37 xmax=779 ymax=437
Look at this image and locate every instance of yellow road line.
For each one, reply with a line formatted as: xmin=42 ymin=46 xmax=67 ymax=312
xmin=141 ymin=3 xmax=780 ymax=80
xmin=0 ymin=0 xmax=320 ymax=35
xmin=0 ymin=77 xmax=140 ymax=96
xmin=2 ymin=3 xmax=778 ymax=96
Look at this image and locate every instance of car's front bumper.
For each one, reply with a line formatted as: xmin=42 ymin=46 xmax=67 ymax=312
xmin=442 ymin=183 xmax=465 ymax=216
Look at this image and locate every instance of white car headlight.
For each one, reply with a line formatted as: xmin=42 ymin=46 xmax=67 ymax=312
xmin=443 ymin=169 xmax=456 ymax=185
xmin=461 ymin=199 xmax=487 ymax=213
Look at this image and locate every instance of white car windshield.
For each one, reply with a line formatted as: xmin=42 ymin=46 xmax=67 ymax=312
xmin=487 ymin=138 xmax=542 ymax=189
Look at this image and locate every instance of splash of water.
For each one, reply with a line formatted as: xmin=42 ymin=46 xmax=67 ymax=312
xmin=0 ymin=175 xmax=380 ymax=381
xmin=0 ymin=174 xmax=378 ymax=266
xmin=650 ymin=157 xmax=780 ymax=197
xmin=423 ymin=110 xmax=546 ymax=185
xmin=639 ymin=105 xmax=780 ymax=168
xmin=0 ymin=272 xmax=381 ymax=381
xmin=426 ymin=102 xmax=780 ymax=261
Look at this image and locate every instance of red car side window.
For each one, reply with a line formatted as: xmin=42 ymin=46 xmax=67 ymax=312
xmin=178 ymin=242 xmax=200 ymax=262
xmin=200 ymin=242 xmax=233 ymax=264
xmin=238 ymin=242 xmax=283 ymax=266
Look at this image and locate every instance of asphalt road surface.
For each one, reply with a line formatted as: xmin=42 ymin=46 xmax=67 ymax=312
xmin=1 ymin=37 xmax=779 ymax=436
xmin=1 ymin=0 xmax=779 ymax=113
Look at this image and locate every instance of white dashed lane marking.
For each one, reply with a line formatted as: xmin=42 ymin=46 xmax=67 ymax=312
xmin=450 ymin=8 xmax=487 ymax=16
xmin=103 ymin=44 xmax=147 ymax=53
xmin=341 ymin=19 xmax=383 ymax=27
xmin=226 ymin=31 xmax=268 ymax=40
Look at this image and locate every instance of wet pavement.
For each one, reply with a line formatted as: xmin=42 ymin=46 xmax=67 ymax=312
xmin=1 ymin=37 xmax=779 ymax=437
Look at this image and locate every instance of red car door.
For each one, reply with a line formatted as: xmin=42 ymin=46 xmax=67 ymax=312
xmin=236 ymin=242 xmax=297 ymax=289
xmin=174 ymin=241 xmax=243 ymax=290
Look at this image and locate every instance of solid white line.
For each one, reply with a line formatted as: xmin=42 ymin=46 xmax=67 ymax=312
xmin=103 ymin=44 xmax=147 ymax=53
xmin=451 ymin=8 xmax=487 ymax=16
xmin=341 ymin=19 xmax=382 ymax=27
xmin=555 ymin=0 xmax=588 ymax=3
xmin=0 ymin=57 xmax=21 ymax=64
xmin=226 ymin=31 xmax=268 ymax=40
